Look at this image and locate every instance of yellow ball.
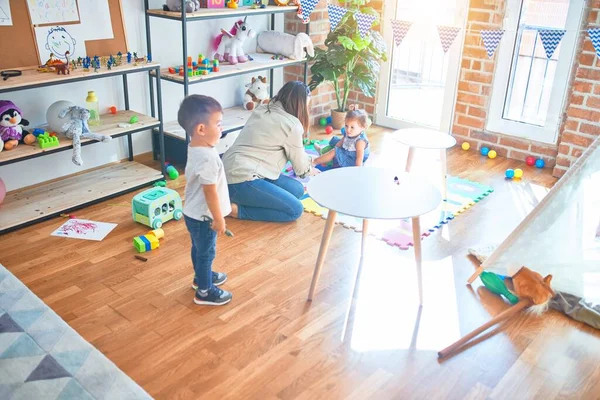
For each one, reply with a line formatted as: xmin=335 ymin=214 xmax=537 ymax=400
xmin=461 ymin=142 xmax=470 ymax=150
xmin=514 ymin=168 xmax=523 ymax=178
xmin=488 ymin=150 xmax=497 ymax=159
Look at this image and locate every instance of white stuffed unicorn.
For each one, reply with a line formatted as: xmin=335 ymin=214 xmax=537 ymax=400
xmin=213 ymin=17 xmax=255 ymax=65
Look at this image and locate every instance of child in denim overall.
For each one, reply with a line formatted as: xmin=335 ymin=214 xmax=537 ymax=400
xmin=312 ymin=109 xmax=371 ymax=167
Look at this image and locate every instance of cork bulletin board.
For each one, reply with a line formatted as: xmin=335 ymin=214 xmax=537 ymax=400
xmin=0 ymin=0 xmax=128 ymax=69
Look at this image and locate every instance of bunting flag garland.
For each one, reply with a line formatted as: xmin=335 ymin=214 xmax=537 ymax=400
xmin=327 ymin=4 xmax=348 ymax=31
xmin=538 ymin=29 xmax=566 ymax=59
xmin=355 ymin=11 xmax=376 ymax=38
xmin=589 ymin=28 xmax=600 ymax=58
xmin=391 ymin=20 xmax=412 ymax=47
xmin=480 ymin=29 xmax=504 ymax=58
xmin=299 ymin=0 xmax=321 ymax=23
xmin=437 ymin=25 xmax=461 ymax=53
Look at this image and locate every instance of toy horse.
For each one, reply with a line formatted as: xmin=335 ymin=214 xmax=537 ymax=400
xmin=214 ymin=17 xmax=255 ymax=65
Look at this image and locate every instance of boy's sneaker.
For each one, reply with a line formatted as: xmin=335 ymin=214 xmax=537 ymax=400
xmin=191 ymin=272 xmax=227 ymax=290
xmin=194 ymin=286 xmax=232 ymax=306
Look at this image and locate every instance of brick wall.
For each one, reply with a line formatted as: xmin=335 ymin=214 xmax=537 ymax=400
xmin=452 ymin=0 xmax=600 ymax=178
xmin=553 ymin=0 xmax=600 ymax=177
xmin=285 ymin=3 xmax=335 ymax=126
xmin=284 ymin=0 xmax=384 ymax=125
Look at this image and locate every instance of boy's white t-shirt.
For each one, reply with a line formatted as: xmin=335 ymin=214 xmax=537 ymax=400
xmin=183 ymin=146 xmax=232 ymax=221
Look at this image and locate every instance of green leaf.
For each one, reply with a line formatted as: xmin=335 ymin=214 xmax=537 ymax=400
xmin=326 ymin=45 xmax=353 ymax=66
xmin=349 ymin=64 xmax=377 ymax=97
xmin=338 ymin=36 xmax=358 ymax=51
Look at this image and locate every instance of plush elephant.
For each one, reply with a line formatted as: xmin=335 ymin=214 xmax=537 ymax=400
xmin=58 ymin=106 xmax=111 ymax=166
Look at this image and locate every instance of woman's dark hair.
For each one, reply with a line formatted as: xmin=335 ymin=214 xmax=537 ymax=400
xmin=268 ymin=81 xmax=310 ymax=133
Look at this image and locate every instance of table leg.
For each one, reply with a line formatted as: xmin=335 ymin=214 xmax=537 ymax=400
xmin=361 ymin=219 xmax=369 ymax=257
xmin=440 ymin=149 xmax=448 ymax=200
xmin=406 ymin=147 xmax=415 ymax=173
xmin=412 ymin=216 xmax=424 ymax=305
xmin=308 ymin=210 xmax=338 ymax=301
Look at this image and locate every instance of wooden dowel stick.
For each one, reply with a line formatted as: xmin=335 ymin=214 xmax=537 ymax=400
xmin=437 ymin=298 xmax=532 ymax=358
xmin=467 ymin=266 xmax=485 ymax=285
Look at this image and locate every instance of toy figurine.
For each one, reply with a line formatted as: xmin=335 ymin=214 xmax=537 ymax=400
xmin=147 ymin=54 xmax=152 ymax=63
xmin=214 ymin=17 xmax=255 ymax=65
xmin=107 ymin=60 xmax=113 ymax=70
xmin=117 ymin=51 xmax=123 ymax=65
xmin=127 ymin=52 xmax=132 ymax=63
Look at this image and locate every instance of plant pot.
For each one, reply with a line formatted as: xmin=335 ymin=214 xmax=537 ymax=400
xmin=330 ymin=109 xmax=346 ymax=130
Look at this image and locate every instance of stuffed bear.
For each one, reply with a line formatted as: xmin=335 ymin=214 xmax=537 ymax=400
xmin=244 ymin=76 xmax=269 ymax=111
xmin=163 ymin=0 xmax=200 ymax=12
xmin=256 ymin=32 xmax=315 ymax=60
xmin=0 ymin=100 xmax=35 ymax=152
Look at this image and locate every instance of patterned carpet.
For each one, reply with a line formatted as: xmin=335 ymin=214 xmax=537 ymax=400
xmin=0 ymin=264 xmax=151 ymax=399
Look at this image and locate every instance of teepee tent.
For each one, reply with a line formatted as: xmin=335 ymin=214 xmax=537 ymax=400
xmin=473 ymin=135 xmax=600 ymax=329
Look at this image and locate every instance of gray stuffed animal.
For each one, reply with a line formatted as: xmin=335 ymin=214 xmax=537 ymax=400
xmin=163 ymin=0 xmax=200 ymax=12
xmin=58 ymin=106 xmax=111 ymax=166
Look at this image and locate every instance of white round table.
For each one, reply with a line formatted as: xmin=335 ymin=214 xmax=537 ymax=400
xmin=391 ymin=128 xmax=457 ymax=199
xmin=306 ymin=166 xmax=442 ymax=304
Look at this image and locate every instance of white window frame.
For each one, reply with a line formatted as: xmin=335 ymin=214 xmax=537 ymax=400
xmin=486 ymin=0 xmax=585 ymax=144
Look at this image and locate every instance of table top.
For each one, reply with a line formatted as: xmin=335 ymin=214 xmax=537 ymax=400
xmin=307 ymin=167 xmax=442 ymax=220
xmin=391 ymin=128 xmax=457 ymax=149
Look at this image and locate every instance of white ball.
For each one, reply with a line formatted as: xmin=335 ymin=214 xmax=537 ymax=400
xmin=46 ymin=100 xmax=76 ymax=134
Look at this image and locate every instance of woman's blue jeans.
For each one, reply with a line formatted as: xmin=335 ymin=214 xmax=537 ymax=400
xmin=228 ymin=175 xmax=304 ymax=222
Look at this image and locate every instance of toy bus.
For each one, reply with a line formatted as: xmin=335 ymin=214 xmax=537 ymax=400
xmin=132 ymin=187 xmax=183 ymax=229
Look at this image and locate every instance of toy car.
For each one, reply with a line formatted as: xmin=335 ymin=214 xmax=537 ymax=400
xmin=132 ymin=187 xmax=183 ymax=229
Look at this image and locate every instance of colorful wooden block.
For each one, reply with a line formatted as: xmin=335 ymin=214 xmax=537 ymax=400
xmin=200 ymin=0 xmax=225 ymax=8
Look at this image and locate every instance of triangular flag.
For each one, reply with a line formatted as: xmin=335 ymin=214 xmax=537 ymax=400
xmin=480 ymin=30 xmax=504 ymax=58
xmin=328 ymin=4 xmax=348 ymax=31
xmin=355 ymin=12 xmax=376 ymax=38
xmin=300 ymin=0 xmax=321 ymax=23
xmin=437 ymin=25 xmax=461 ymax=53
xmin=538 ymin=29 xmax=566 ymax=59
xmin=391 ymin=20 xmax=412 ymax=47
xmin=588 ymin=28 xmax=600 ymax=58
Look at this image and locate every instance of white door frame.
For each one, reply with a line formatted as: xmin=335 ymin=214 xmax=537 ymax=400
xmin=376 ymin=0 xmax=469 ymax=132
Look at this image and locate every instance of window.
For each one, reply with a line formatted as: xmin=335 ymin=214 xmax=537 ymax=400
xmin=487 ymin=0 xmax=585 ymax=144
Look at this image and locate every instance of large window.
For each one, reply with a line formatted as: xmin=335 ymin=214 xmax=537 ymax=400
xmin=487 ymin=0 xmax=585 ymax=144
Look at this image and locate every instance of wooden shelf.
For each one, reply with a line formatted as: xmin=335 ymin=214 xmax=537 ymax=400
xmin=152 ymin=53 xmax=306 ymax=85
xmin=0 ymin=62 xmax=161 ymax=93
xmin=0 ymin=161 xmax=163 ymax=233
xmin=147 ymin=5 xmax=298 ymax=21
xmin=162 ymin=106 xmax=251 ymax=140
xmin=0 ymin=110 xmax=160 ymax=166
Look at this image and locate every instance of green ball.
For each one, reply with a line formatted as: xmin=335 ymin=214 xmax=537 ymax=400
xmin=319 ymin=117 xmax=327 ymax=126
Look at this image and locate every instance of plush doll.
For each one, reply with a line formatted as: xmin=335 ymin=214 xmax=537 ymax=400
xmin=163 ymin=0 xmax=200 ymax=12
xmin=56 ymin=106 xmax=111 ymax=166
xmin=256 ymin=32 xmax=315 ymax=60
xmin=214 ymin=18 xmax=256 ymax=65
xmin=0 ymin=100 xmax=35 ymax=152
xmin=244 ymin=76 xmax=269 ymax=110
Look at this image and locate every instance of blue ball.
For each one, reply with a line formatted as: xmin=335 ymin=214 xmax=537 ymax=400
xmin=505 ymin=169 xmax=515 ymax=179
xmin=326 ymin=116 xmax=332 ymax=124
xmin=535 ymin=159 xmax=545 ymax=168
xmin=480 ymin=147 xmax=490 ymax=156
xmin=341 ymin=127 xmax=346 ymax=135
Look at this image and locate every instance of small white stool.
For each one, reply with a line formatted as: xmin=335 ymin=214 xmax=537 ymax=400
xmin=391 ymin=128 xmax=457 ymax=200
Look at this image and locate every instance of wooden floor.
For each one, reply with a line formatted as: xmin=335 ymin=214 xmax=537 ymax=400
xmin=2 ymin=126 xmax=600 ymax=400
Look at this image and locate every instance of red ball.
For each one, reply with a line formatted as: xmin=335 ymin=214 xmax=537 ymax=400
xmin=325 ymin=126 xmax=333 ymax=134
xmin=526 ymin=156 xmax=536 ymax=166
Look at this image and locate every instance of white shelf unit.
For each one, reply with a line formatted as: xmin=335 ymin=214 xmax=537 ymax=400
xmin=0 ymin=63 xmax=166 ymax=233
xmin=144 ymin=2 xmax=310 ymax=163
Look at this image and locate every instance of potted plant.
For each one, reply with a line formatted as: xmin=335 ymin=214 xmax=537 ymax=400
xmin=308 ymin=0 xmax=387 ymax=129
